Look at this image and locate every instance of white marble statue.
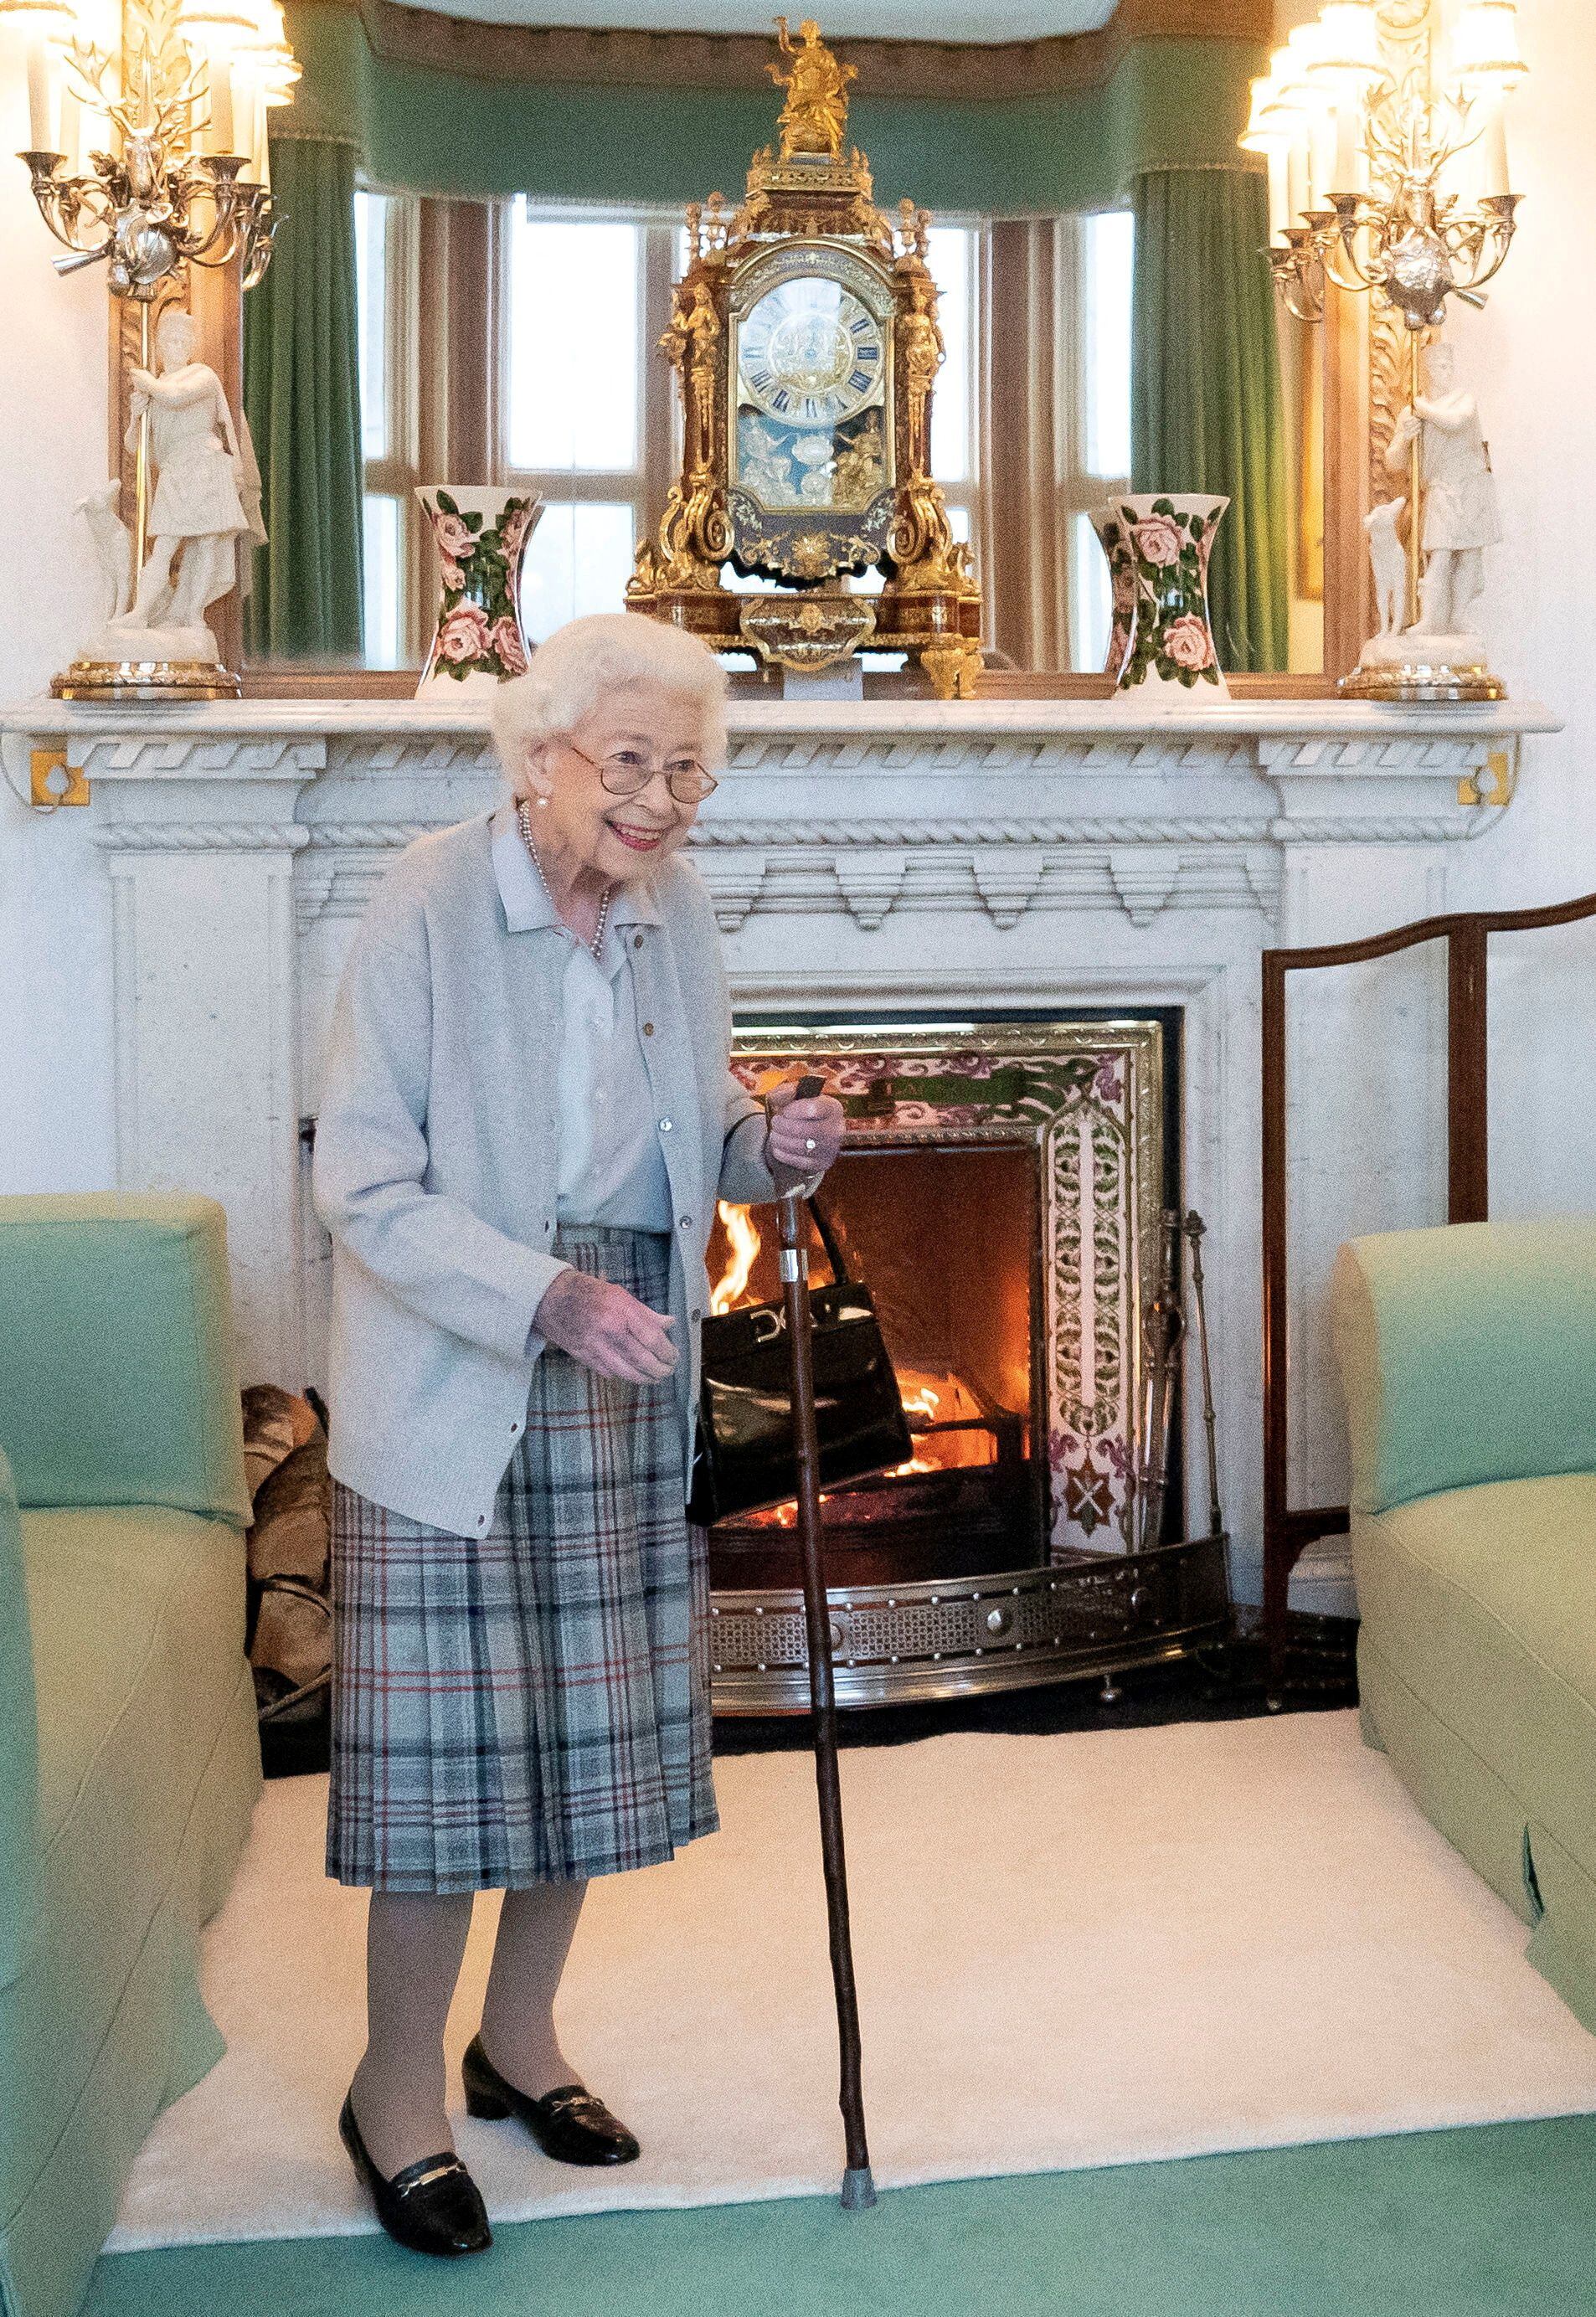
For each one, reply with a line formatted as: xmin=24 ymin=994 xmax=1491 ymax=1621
xmin=75 ymin=480 xmax=133 ymax=626
xmin=1360 ymin=338 xmax=1501 ymax=673
xmin=1363 ymin=496 xmax=1408 ymax=639
xmin=79 ymin=304 xmax=265 ymax=668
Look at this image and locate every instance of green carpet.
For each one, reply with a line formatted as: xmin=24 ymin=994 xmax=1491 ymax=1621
xmin=85 ymin=2115 xmax=1596 ymax=2317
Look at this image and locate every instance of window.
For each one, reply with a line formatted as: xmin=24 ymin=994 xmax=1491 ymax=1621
xmin=1068 ymin=208 xmax=1135 ymax=672
xmin=502 ymin=205 xmax=682 ymax=643
xmin=350 ymin=198 xmax=1127 ymax=673
xmin=353 ymin=187 xmax=417 ymax=671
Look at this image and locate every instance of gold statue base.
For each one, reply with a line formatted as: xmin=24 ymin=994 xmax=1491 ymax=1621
xmin=1338 ymin=659 xmax=1507 ymax=705
xmin=50 ymin=658 xmax=243 ymax=703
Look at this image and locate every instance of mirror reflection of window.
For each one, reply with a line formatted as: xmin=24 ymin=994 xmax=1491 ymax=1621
xmin=507 ymin=210 xmax=645 ymax=643
xmin=354 ymin=186 xmax=414 ymax=672
xmin=1072 ymin=208 xmax=1135 ymax=672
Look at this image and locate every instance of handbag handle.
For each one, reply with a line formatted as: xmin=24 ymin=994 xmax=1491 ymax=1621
xmin=808 ymin=1192 xmax=852 ymax=1287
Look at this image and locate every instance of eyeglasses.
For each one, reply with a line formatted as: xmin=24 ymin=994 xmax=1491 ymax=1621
xmin=565 ymin=740 xmax=719 ymax=804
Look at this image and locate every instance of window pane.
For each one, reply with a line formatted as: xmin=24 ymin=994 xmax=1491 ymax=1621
xmin=927 ymin=224 xmax=972 ymax=486
xmin=520 ymin=502 xmax=637 ymax=641
xmin=1084 ymin=209 xmax=1135 ymax=481
xmin=1070 ymin=508 xmax=1112 ymax=674
xmin=355 ymin=189 xmax=390 ymax=463
xmin=363 ymin=493 xmax=403 ymax=669
xmin=507 ymin=214 xmax=639 ymax=471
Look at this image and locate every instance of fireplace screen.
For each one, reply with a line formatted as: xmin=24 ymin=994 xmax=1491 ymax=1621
xmin=705 ymin=1023 xmax=1228 ymax=1711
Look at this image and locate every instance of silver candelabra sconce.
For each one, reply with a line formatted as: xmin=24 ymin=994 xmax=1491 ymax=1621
xmin=1240 ymin=0 xmax=1527 ymax=702
xmin=3 ymin=0 xmax=297 ymax=698
xmin=7 ymin=0 xmax=294 ymax=293
xmin=1242 ymin=0 xmax=1525 ymax=332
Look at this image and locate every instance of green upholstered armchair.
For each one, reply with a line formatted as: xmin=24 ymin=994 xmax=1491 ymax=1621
xmin=0 ymin=1195 xmax=261 ymax=2317
xmin=1331 ymin=1218 xmax=1596 ymax=2035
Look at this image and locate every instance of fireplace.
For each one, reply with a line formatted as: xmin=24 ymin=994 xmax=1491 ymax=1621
xmin=706 ymin=1022 xmax=1229 ymax=1711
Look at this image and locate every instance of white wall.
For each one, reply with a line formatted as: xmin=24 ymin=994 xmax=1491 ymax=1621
xmin=1441 ymin=3 xmax=1596 ymax=1221
xmin=0 ymin=40 xmax=118 ymax=1191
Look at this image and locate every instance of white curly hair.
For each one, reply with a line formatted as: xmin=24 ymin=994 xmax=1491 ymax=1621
xmin=489 ymin=612 xmax=728 ymax=798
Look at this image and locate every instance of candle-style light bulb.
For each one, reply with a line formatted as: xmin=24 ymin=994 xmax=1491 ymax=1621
xmin=1450 ymin=1 xmax=1528 ymax=201
xmin=1 ymin=0 xmax=76 ymax=152
xmin=1239 ymin=74 xmax=1299 ymax=242
xmin=1308 ymin=1 xmax=1384 ymax=198
xmin=176 ymin=0 xmax=255 ymax=153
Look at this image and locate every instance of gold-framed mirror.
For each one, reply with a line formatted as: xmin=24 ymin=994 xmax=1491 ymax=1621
xmin=203 ymin=0 xmax=1371 ymax=699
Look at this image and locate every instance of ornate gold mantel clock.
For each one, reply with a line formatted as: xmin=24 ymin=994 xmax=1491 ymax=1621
xmin=626 ymin=18 xmax=983 ymax=698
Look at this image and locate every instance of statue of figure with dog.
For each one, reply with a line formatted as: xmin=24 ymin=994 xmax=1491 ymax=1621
xmin=1353 ymin=336 xmax=1502 ymax=690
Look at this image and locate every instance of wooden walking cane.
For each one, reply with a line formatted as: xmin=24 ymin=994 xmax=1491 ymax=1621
xmin=767 ymin=1073 xmax=877 ymax=2212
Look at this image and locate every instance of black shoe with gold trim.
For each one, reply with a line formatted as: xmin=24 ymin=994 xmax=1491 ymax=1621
xmin=462 ymin=2034 xmax=641 ymax=2165
xmin=339 ymin=2090 xmax=492 ymax=2257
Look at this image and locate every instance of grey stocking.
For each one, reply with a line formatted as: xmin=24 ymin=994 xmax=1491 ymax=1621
xmin=350 ymin=1890 xmax=475 ymax=2177
xmin=478 ymin=1879 xmax=589 ymax=2095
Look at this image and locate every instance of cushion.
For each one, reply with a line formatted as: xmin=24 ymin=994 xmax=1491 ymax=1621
xmin=1331 ymin=1220 xmax=1596 ymax=1516
xmin=0 ymin=1194 xmax=250 ymax=1521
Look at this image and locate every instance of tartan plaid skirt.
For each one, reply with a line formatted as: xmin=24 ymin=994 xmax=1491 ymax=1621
xmin=327 ymin=1225 xmax=718 ymax=1892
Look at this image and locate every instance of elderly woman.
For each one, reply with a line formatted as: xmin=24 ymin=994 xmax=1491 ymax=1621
xmin=311 ymin=613 xmax=844 ymax=2258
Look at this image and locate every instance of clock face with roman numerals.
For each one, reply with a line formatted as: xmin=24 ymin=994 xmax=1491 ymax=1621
xmin=735 ymin=278 xmax=885 ymax=428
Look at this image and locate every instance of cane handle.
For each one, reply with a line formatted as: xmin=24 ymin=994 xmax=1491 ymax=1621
xmin=764 ymin=1072 xmax=829 ymax=1198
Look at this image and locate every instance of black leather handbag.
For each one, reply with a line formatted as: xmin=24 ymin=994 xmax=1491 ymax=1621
xmin=687 ymin=1198 xmax=913 ymax=1526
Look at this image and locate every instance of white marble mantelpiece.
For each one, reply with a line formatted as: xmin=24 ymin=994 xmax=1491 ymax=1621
xmin=1 ymin=689 xmax=1560 ymax=1609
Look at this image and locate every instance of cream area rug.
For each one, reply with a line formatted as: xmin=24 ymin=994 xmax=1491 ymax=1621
xmin=106 ymin=1712 xmax=1596 ymax=2250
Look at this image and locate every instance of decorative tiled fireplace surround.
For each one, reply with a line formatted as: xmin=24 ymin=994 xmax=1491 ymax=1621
xmin=1 ymin=690 xmax=1557 ymax=1622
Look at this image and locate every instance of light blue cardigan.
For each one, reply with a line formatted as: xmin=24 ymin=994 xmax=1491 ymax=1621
xmin=311 ymin=794 xmax=789 ymax=1540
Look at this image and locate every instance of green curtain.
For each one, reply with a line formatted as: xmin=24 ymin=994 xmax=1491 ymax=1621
xmin=243 ymin=136 xmax=363 ymax=660
xmin=1130 ymin=166 xmax=1290 ymax=674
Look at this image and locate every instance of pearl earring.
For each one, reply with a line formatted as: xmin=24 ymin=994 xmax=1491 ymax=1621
xmin=535 ymin=793 xmax=548 ymax=809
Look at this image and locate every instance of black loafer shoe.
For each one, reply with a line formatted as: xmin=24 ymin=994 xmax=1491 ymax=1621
xmin=462 ymin=2033 xmax=641 ymax=2165
xmin=339 ymin=2090 xmax=492 ymax=2257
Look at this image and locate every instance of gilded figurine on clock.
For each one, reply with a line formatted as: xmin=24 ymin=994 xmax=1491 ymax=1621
xmin=627 ymin=18 xmax=983 ymax=697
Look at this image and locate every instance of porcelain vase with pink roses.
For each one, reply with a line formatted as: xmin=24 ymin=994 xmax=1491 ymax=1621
xmin=415 ymin=486 xmax=544 ymax=694
xmin=1089 ymin=492 xmax=1230 ymax=703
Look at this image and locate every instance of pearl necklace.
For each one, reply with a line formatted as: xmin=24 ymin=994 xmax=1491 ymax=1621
xmin=517 ymin=797 xmax=611 ymax=963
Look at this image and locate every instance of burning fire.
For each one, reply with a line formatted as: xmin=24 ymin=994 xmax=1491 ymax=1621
xmin=711 ymin=1202 xmax=763 ymax=1314
xmin=891 ymin=1368 xmax=996 ymax=1474
xmin=705 ymin=1212 xmax=1001 ymax=1519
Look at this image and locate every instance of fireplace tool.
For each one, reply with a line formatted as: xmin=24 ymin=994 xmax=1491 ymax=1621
xmin=1135 ymin=1208 xmax=1223 ymax=1552
xmin=1135 ymin=1209 xmax=1186 ymax=1555
xmin=1182 ymin=1210 xmax=1224 ymax=1540
xmin=766 ymin=1073 xmax=877 ymax=2212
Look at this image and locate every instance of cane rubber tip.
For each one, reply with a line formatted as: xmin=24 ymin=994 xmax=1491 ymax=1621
xmin=841 ymin=2166 xmax=878 ymax=2211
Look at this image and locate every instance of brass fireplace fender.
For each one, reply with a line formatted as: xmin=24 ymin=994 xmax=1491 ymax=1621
xmin=710 ymin=1535 xmax=1231 ymax=1714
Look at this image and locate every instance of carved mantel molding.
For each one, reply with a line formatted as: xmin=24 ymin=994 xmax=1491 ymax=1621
xmin=3 ymin=690 xmax=1555 ymax=934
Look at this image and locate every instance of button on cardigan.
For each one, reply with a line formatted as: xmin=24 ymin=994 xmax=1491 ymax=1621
xmin=311 ymin=794 xmax=794 ymax=1541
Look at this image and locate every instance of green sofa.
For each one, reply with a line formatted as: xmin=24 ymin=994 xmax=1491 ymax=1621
xmin=1331 ymin=1218 xmax=1596 ymax=2035
xmin=0 ymin=1194 xmax=261 ymax=2317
